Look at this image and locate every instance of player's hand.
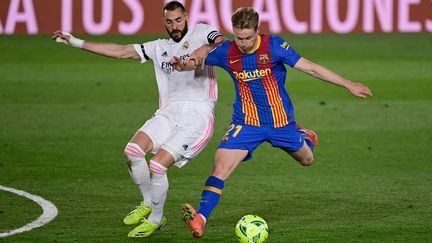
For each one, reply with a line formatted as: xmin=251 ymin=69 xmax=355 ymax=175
xmin=169 ymin=56 xmax=182 ymax=71
xmin=170 ymin=56 xmax=195 ymax=72
xmin=347 ymin=82 xmax=373 ymax=99
xmin=187 ymin=49 xmax=207 ymax=70
xmin=52 ymin=30 xmax=84 ymax=48
xmin=185 ymin=44 xmax=213 ymax=70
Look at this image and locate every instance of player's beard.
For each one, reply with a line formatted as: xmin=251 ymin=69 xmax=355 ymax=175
xmin=167 ymin=22 xmax=188 ymax=43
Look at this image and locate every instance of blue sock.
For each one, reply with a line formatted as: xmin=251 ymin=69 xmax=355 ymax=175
xmin=299 ymin=129 xmax=315 ymax=152
xmin=304 ymin=137 xmax=315 ymax=152
xmin=197 ymin=176 xmax=224 ymax=220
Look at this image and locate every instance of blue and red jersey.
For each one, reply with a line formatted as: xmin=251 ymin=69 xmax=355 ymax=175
xmin=206 ymin=34 xmax=302 ymax=128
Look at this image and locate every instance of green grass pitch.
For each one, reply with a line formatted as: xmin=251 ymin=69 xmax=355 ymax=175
xmin=0 ymin=33 xmax=431 ymax=242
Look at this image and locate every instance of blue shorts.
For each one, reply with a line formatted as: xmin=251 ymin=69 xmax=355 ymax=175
xmin=217 ymin=121 xmax=305 ymax=161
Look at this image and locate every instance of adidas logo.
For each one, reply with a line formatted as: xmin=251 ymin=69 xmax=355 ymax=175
xmin=162 ymin=51 xmax=168 ymax=56
xmin=182 ymin=144 xmax=189 ymax=150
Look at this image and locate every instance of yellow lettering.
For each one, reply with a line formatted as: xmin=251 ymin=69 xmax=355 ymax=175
xmin=232 ymin=68 xmax=272 ymax=82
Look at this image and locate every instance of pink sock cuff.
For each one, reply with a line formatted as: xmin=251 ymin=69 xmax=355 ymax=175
xmin=124 ymin=143 xmax=146 ymax=158
xmin=149 ymin=160 xmax=168 ymax=175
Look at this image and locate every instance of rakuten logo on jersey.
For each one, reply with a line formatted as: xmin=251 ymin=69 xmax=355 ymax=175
xmin=233 ymin=68 xmax=272 ymax=82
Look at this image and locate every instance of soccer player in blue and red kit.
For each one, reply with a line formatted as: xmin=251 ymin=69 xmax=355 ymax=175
xmin=171 ymin=7 xmax=372 ymax=238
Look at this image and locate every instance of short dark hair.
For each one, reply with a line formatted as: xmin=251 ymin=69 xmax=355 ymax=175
xmin=163 ymin=1 xmax=186 ymax=13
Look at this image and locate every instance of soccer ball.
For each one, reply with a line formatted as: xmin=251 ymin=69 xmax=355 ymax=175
xmin=235 ymin=215 xmax=269 ymax=243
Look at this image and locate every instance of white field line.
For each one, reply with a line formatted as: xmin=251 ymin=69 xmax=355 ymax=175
xmin=0 ymin=185 xmax=58 ymax=238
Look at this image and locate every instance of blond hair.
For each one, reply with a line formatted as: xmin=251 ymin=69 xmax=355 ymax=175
xmin=231 ymin=7 xmax=259 ymax=30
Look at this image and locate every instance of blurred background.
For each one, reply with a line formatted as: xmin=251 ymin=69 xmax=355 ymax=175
xmin=1 ymin=0 xmax=431 ymax=35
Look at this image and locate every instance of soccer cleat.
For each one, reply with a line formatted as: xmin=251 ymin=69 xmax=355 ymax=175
xmin=123 ymin=202 xmax=152 ymax=225
xmin=296 ymin=124 xmax=319 ymax=146
xmin=180 ymin=203 xmax=205 ymax=238
xmin=127 ymin=217 xmax=167 ymax=238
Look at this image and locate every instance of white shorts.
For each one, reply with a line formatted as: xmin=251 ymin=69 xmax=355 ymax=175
xmin=138 ymin=101 xmax=215 ymax=168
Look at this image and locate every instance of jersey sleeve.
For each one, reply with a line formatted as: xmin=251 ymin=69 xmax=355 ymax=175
xmin=271 ymin=36 xmax=302 ymax=67
xmin=205 ymin=41 xmax=229 ymax=67
xmin=132 ymin=39 xmax=160 ymax=64
xmin=194 ymin=23 xmax=223 ymax=44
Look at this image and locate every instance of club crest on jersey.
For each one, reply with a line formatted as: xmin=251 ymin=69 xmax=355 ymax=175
xmin=259 ymin=54 xmax=269 ymax=64
xmin=182 ymin=41 xmax=189 ymax=50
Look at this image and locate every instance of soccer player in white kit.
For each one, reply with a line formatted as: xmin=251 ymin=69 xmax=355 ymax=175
xmin=52 ymin=1 xmax=224 ymax=238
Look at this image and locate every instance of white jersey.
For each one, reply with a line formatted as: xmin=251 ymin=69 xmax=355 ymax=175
xmin=133 ymin=24 xmax=221 ymax=108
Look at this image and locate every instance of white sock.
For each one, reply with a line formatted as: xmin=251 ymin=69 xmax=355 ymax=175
xmin=148 ymin=160 xmax=169 ymax=224
xmin=124 ymin=143 xmax=152 ymax=207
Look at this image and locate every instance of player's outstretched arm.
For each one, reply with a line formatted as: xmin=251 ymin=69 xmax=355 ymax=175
xmin=187 ymin=44 xmax=214 ymax=69
xmin=187 ymin=35 xmax=225 ymax=70
xmin=294 ymin=57 xmax=372 ymax=99
xmin=52 ymin=30 xmax=140 ymax=60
